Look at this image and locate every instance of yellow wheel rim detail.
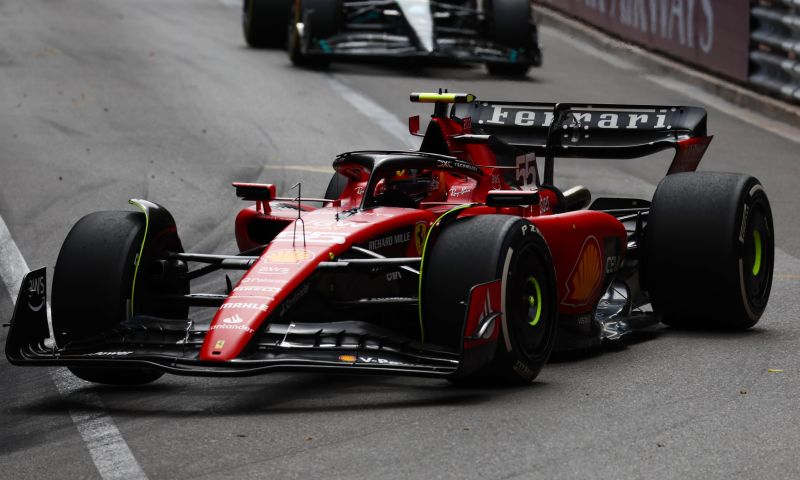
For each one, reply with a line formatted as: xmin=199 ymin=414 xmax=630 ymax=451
xmin=752 ymin=230 xmax=762 ymax=277
xmin=526 ymin=276 xmax=542 ymax=326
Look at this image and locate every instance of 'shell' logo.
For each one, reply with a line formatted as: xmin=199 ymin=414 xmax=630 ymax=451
xmin=563 ymin=236 xmax=603 ymax=306
xmin=265 ymin=249 xmax=313 ymax=263
xmin=414 ymin=222 xmax=427 ymax=255
xmin=223 ymin=314 xmax=244 ymax=324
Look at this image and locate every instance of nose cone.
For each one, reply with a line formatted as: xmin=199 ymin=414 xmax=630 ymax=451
xmin=396 ymin=0 xmax=435 ymax=52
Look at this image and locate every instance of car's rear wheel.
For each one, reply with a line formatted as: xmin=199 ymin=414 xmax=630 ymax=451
xmin=424 ymin=215 xmax=557 ymax=385
xmin=485 ymin=0 xmax=532 ymax=77
xmin=52 ymin=209 xmax=188 ymax=385
xmin=288 ymin=0 xmax=340 ymax=68
xmin=243 ymin=0 xmax=292 ymax=48
xmin=643 ymin=172 xmax=774 ymax=330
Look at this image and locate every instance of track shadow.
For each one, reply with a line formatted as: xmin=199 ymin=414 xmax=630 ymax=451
xmin=264 ymin=55 xmax=543 ymax=83
xmin=237 ymin=43 xmax=543 ymax=86
xmin=549 ymin=328 xmax=661 ymax=364
xmin=549 ymin=324 xmax=772 ymax=364
xmin=14 ymin=371 xmax=547 ymax=421
xmin=2 ymin=373 xmax=548 ymax=458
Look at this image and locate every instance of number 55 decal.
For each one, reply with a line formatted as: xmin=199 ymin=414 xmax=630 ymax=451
xmin=516 ymin=152 xmax=539 ymax=188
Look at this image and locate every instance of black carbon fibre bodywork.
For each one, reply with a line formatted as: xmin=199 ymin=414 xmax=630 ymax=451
xmin=294 ymin=0 xmax=542 ymax=68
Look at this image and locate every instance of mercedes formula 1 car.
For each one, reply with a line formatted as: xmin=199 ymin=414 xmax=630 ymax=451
xmin=243 ymin=0 xmax=542 ymax=76
xmin=6 ymin=92 xmax=774 ymax=386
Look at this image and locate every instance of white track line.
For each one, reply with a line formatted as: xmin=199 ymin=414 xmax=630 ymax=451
xmin=540 ymin=25 xmax=800 ymax=145
xmin=540 ymin=26 xmax=639 ymax=72
xmin=328 ymin=75 xmax=420 ymax=150
xmin=216 ymin=0 xmax=417 ymax=149
xmin=644 ymin=75 xmax=800 ymax=145
xmin=0 ymin=215 xmax=148 ymax=480
xmin=218 ymin=0 xmax=242 ymax=8
xmin=0 ymin=218 xmax=29 ymax=300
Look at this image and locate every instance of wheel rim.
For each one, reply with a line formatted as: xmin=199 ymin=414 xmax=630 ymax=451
xmin=752 ymin=230 xmax=762 ymax=276
xmin=524 ymin=276 xmax=543 ymax=326
xmin=508 ymin=245 xmax=551 ymax=356
xmin=743 ymin=202 xmax=772 ymax=309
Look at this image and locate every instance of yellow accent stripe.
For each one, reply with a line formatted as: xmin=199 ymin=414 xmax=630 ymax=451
xmin=128 ymin=200 xmax=150 ymax=319
xmin=417 ymin=203 xmax=475 ymax=344
xmin=410 ymin=93 xmax=476 ymax=104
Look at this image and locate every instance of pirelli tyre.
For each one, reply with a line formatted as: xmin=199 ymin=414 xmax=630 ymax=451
xmin=52 ymin=209 xmax=189 ymax=385
xmin=644 ymin=172 xmax=774 ymax=330
xmin=243 ymin=0 xmax=292 ymax=48
xmin=288 ymin=0 xmax=341 ymax=68
xmin=424 ymin=215 xmax=557 ymax=385
xmin=486 ymin=0 xmax=533 ymax=77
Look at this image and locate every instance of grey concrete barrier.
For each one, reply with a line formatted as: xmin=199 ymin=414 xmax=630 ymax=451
xmin=750 ymin=1 xmax=800 ymax=103
xmin=535 ymin=0 xmax=800 ymax=106
xmin=536 ymin=0 xmax=750 ymax=81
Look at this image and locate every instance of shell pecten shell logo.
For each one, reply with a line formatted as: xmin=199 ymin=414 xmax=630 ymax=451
xmin=265 ymin=249 xmax=313 ymax=263
xmin=563 ymin=236 xmax=603 ymax=306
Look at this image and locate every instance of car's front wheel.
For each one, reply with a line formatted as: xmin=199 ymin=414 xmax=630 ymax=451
xmin=243 ymin=0 xmax=292 ymax=48
xmin=424 ymin=215 xmax=557 ymax=385
xmin=485 ymin=0 xmax=533 ymax=77
xmin=52 ymin=206 xmax=188 ymax=385
xmin=288 ymin=0 xmax=340 ymax=68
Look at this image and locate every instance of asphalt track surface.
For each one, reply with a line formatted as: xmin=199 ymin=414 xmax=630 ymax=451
xmin=2 ymin=1 xmax=800 ymax=479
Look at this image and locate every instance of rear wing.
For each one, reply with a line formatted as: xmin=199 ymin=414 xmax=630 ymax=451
xmin=408 ymin=93 xmax=711 ymax=181
xmin=449 ymin=100 xmax=712 ymax=181
xmin=452 ymin=101 xmax=707 ymax=155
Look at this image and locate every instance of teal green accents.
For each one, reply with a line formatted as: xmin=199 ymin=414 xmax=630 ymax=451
xmin=319 ymin=39 xmax=332 ymax=53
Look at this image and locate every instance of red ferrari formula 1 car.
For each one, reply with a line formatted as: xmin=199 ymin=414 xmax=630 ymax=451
xmin=6 ymin=92 xmax=774 ymax=386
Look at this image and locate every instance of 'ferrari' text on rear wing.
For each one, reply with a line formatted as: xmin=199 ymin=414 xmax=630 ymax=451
xmin=448 ymin=100 xmax=711 ymax=176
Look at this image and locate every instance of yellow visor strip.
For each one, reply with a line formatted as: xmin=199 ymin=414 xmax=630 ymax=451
xmin=410 ymin=92 xmax=476 ymax=104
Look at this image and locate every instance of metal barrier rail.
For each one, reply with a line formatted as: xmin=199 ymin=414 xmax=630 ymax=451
xmin=750 ymin=0 xmax=800 ymax=103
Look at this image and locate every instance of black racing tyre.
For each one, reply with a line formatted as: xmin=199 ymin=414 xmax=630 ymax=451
xmin=52 ymin=210 xmax=187 ymax=385
xmin=243 ymin=0 xmax=292 ymax=48
xmin=424 ymin=215 xmax=557 ymax=385
xmin=643 ymin=172 xmax=774 ymax=330
xmin=486 ymin=0 xmax=532 ymax=77
xmin=324 ymin=172 xmax=348 ymax=200
xmin=288 ymin=0 xmax=340 ymax=68
xmin=486 ymin=63 xmax=530 ymax=77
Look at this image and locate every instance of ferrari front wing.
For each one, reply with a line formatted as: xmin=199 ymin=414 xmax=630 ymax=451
xmin=5 ymin=269 xmax=460 ymax=378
